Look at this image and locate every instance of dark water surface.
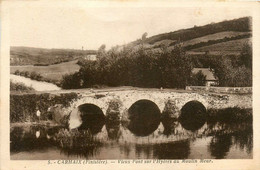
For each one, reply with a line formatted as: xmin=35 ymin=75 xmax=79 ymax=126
xmin=10 ymin=108 xmax=252 ymax=160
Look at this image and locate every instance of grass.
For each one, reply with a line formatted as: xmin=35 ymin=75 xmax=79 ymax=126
xmin=128 ymin=33 xmax=251 ymax=56
xmin=182 ymin=31 xmax=250 ymax=47
xmin=191 ymin=38 xmax=251 ymax=53
xmin=10 ymin=46 xmax=96 ymax=66
xmin=10 ymin=60 xmax=80 ymax=81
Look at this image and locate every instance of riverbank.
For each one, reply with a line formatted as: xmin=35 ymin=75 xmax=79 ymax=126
xmin=11 ymin=74 xmax=61 ymax=91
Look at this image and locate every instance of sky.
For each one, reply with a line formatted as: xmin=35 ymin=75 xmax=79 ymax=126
xmin=9 ymin=4 xmax=252 ymax=50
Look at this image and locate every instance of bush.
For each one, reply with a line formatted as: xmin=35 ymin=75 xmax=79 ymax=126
xmin=10 ymin=81 xmax=35 ymax=92
xmin=33 ymin=63 xmax=50 ymax=66
xmin=189 ymin=71 xmax=206 ymax=86
xmin=189 ymin=42 xmax=252 ymax=87
xmin=213 ymin=56 xmax=252 ymax=87
xmin=14 ymin=70 xmax=20 ymax=75
xmin=10 ymin=92 xmax=78 ymax=123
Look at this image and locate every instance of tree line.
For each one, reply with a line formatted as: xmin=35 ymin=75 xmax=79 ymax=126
xmin=62 ymin=45 xmax=194 ymax=89
xmin=61 ymin=43 xmax=252 ymax=89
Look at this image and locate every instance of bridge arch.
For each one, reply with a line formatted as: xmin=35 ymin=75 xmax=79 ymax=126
xmin=179 ymin=100 xmax=207 ymax=131
xmin=178 ymin=97 xmax=208 ymax=112
xmin=69 ymin=97 xmax=109 ymax=115
xmin=76 ymin=103 xmax=105 ymax=133
xmin=121 ymin=95 xmax=165 ymax=113
xmin=123 ymin=99 xmax=161 ymax=136
xmin=68 ymin=102 xmax=106 ymax=129
xmin=68 ymin=96 xmax=109 ymax=129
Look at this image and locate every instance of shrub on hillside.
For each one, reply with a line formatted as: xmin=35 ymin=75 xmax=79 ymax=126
xmin=183 ymin=33 xmax=251 ymax=50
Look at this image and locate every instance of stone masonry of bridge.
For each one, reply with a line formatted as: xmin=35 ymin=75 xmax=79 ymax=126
xmin=67 ymin=88 xmax=252 ymax=114
xmin=10 ymin=87 xmax=252 ymax=125
xmin=60 ymin=87 xmax=252 ymax=129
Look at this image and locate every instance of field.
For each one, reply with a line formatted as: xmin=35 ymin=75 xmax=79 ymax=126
xmin=190 ymin=38 xmax=251 ymax=55
xmin=10 ymin=46 xmax=96 ymax=66
xmin=10 ymin=60 xmax=80 ymax=81
xmin=182 ymin=31 xmax=250 ymax=47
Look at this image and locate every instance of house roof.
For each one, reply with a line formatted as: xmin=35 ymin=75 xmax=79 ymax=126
xmin=192 ymin=68 xmax=217 ymax=81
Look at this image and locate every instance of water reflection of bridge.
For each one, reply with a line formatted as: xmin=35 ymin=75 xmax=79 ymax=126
xmin=10 ymin=88 xmax=252 ymax=159
xmin=10 ymin=120 xmax=252 ymax=159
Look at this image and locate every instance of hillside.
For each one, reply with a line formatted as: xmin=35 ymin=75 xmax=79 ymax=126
xmin=191 ymin=38 xmax=252 ymax=55
xmin=11 ymin=17 xmax=252 ymax=66
xmin=124 ymin=17 xmax=252 ymax=56
xmin=10 ymin=46 xmax=97 ymax=66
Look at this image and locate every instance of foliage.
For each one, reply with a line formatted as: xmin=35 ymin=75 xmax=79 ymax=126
xmin=240 ymin=43 xmax=252 ymax=69
xmin=14 ymin=70 xmax=42 ymax=81
xmin=61 ymin=45 xmax=193 ymax=89
xmin=213 ymin=43 xmax=252 ymax=87
xmin=189 ymin=42 xmax=252 ymax=87
xmin=33 ymin=63 xmax=50 ymax=66
xmin=106 ymin=99 xmax=122 ymax=124
xmin=10 ymin=93 xmax=78 ymax=123
xmin=96 ymin=44 xmax=106 ymax=60
xmin=142 ymin=32 xmax=148 ymax=41
xmin=189 ymin=71 xmax=206 ymax=86
xmin=10 ymin=81 xmax=35 ymax=92
xmin=64 ymin=41 xmax=251 ymax=88
xmin=54 ymin=129 xmax=100 ymax=149
xmin=13 ymin=70 xmax=61 ymax=86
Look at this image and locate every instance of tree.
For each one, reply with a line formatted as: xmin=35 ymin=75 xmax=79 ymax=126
xmin=214 ymin=56 xmax=252 ymax=87
xmin=240 ymin=43 xmax=252 ymax=69
xmin=142 ymin=32 xmax=148 ymax=41
xmin=190 ymin=71 xmax=206 ymax=86
xmin=97 ymin=44 xmax=106 ymax=60
xmin=61 ymin=45 xmax=193 ymax=89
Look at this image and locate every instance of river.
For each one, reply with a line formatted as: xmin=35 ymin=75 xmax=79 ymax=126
xmin=10 ymin=106 xmax=252 ymax=160
xmin=10 ymin=74 xmax=61 ymax=91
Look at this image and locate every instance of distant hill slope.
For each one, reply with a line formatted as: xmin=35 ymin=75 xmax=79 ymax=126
xmin=182 ymin=31 xmax=250 ymax=47
xmin=124 ymin=16 xmax=252 ymax=56
xmin=10 ymin=46 xmax=97 ymax=66
xmin=191 ymin=38 xmax=252 ymax=55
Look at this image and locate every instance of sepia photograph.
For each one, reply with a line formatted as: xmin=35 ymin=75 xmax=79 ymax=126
xmin=1 ymin=1 xmax=260 ymax=169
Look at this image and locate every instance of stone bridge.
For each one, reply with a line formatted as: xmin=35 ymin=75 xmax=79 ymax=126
xmin=61 ymin=87 xmax=252 ymax=129
xmin=10 ymin=87 xmax=252 ymax=129
xmin=67 ymin=87 xmax=251 ymax=113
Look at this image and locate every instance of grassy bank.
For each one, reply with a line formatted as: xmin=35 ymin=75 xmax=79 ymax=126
xmin=11 ymin=60 xmax=80 ymax=83
xmin=10 ymin=93 xmax=78 ymax=123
